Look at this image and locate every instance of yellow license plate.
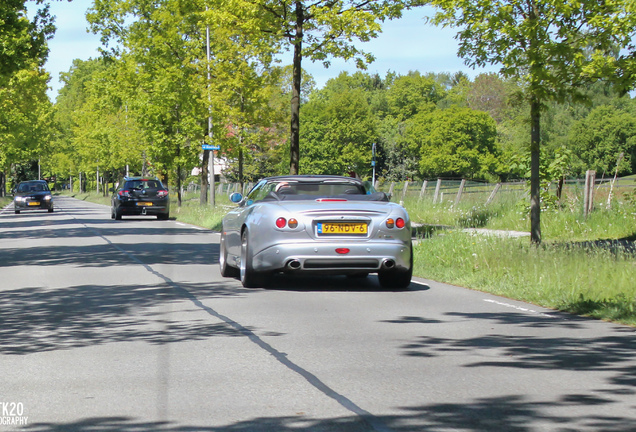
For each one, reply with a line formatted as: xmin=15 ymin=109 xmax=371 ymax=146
xmin=136 ymin=202 xmax=153 ymax=206
xmin=28 ymin=202 xmax=40 ymax=206
xmin=318 ymin=222 xmax=367 ymax=235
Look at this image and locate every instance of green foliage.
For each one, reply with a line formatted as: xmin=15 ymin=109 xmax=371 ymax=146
xmin=400 ymin=106 xmax=500 ymax=179
xmin=383 ymin=71 xmax=446 ymax=120
xmin=0 ymin=66 xmax=53 ymax=173
xmin=0 ymin=0 xmax=54 ymax=84
xmin=569 ymin=104 xmax=636 ymax=177
xmin=301 ymin=85 xmax=376 ymax=176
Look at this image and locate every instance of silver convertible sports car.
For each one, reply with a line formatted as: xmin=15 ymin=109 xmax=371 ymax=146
xmin=219 ymin=175 xmax=413 ymax=289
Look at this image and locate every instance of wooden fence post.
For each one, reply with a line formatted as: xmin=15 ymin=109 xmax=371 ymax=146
xmin=388 ymin=182 xmax=395 ymax=198
xmin=419 ymin=180 xmax=428 ymax=200
xmin=485 ymin=183 xmax=501 ymax=205
xmin=584 ymin=170 xmax=596 ymax=218
xmin=454 ymin=179 xmax=466 ymax=206
xmin=433 ymin=179 xmax=442 ymax=204
xmin=401 ymin=181 xmax=409 ymax=200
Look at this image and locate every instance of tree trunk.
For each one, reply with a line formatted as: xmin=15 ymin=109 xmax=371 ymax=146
xmin=530 ymin=98 xmax=541 ymax=244
xmin=176 ymin=166 xmax=182 ymax=207
xmin=239 ymin=145 xmax=244 ymax=187
xmin=289 ymin=0 xmax=303 ymax=175
xmin=200 ymin=149 xmax=209 ymax=205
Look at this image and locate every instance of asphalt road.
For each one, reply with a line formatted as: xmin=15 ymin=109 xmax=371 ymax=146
xmin=1 ymin=196 xmax=635 ymax=432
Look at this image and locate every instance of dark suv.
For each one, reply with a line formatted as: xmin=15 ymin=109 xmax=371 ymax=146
xmin=111 ymin=177 xmax=170 ymax=220
xmin=14 ymin=180 xmax=54 ymax=214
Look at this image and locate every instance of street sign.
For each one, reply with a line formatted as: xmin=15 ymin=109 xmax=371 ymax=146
xmin=202 ymin=144 xmax=220 ymax=151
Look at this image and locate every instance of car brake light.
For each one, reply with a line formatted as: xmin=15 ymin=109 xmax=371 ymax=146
xmin=335 ymin=248 xmax=350 ymax=254
xmin=119 ymin=190 xmax=130 ymax=197
xmin=157 ymin=190 xmax=168 ymax=198
xmin=316 ymin=198 xmax=347 ymax=202
xmin=396 ymin=218 xmax=405 ymax=229
xmin=276 ymin=217 xmax=287 ymax=228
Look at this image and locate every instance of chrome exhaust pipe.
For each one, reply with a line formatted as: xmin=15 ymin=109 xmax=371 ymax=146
xmin=382 ymin=259 xmax=395 ymax=270
xmin=286 ymin=259 xmax=302 ymax=271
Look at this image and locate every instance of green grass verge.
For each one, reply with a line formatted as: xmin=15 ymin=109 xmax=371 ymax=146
xmin=414 ymin=231 xmax=636 ymax=326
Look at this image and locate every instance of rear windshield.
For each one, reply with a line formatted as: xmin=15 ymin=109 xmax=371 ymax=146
xmin=272 ymin=181 xmax=365 ymax=196
xmin=125 ymin=180 xmax=161 ymax=189
xmin=18 ymin=182 xmax=49 ymax=193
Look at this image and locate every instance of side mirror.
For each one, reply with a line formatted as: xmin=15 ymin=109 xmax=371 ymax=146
xmin=229 ymin=192 xmax=243 ymax=203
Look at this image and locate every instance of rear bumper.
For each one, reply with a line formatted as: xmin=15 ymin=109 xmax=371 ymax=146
xmin=116 ymin=201 xmax=169 ymax=215
xmin=252 ymin=240 xmax=412 ymax=274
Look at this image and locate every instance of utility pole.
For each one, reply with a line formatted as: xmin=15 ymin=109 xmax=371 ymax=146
xmin=206 ymin=11 xmax=216 ymax=206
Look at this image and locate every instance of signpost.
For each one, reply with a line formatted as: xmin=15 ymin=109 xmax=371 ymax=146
xmin=202 ymin=144 xmax=220 ymax=151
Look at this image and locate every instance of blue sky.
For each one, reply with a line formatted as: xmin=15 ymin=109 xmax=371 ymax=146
xmin=36 ymin=0 xmax=499 ymax=99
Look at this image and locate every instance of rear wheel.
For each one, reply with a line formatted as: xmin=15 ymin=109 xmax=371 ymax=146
xmin=378 ymin=245 xmax=413 ymax=290
xmin=14 ymin=209 xmax=20 ymax=214
xmin=157 ymin=212 xmax=169 ymax=220
xmin=114 ymin=207 xmax=122 ymax=220
xmin=220 ymin=233 xmax=240 ymax=278
xmin=48 ymin=207 xmax=54 ymax=213
xmin=240 ymin=229 xmax=265 ymax=288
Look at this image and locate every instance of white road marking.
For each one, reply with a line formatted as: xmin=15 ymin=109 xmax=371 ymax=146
xmin=484 ymin=298 xmax=558 ymax=319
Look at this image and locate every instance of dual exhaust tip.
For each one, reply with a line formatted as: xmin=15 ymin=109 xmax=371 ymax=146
xmin=284 ymin=258 xmax=395 ymax=271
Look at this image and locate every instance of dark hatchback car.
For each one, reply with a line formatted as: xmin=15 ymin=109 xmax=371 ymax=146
xmin=13 ymin=180 xmax=54 ymax=214
xmin=111 ymin=177 xmax=170 ymax=220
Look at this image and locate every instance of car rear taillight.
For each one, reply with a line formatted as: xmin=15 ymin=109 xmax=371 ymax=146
xmin=335 ymin=248 xmax=350 ymax=254
xmin=157 ymin=190 xmax=169 ymax=198
xmin=118 ymin=190 xmax=130 ymax=197
xmin=386 ymin=217 xmax=406 ymax=229
xmin=276 ymin=217 xmax=299 ymax=229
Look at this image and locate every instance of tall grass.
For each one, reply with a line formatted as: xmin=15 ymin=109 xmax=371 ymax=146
xmin=414 ymin=231 xmax=636 ymax=326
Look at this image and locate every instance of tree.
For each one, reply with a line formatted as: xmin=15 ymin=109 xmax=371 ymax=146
xmin=569 ymin=105 xmax=636 ymax=177
xmin=300 ymin=85 xmax=376 ymax=176
xmin=255 ymin=0 xmax=417 ymax=175
xmin=0 ymin=0 xmax=54 ymax=194
xmin=0 ymin=64 xmax=53 ymax=190
xmin=0 ymin=0 xmax=54 ymax=84
xmin=425 ymin=0 xmax=636 ymax=243
xmin=400 ymin=106 xmax=500 ymax=179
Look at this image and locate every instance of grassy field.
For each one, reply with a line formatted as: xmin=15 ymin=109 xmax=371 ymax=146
xmin=407 ymin=186 xmax=636 ymax=326
xmin=13 ymin=185 xmax=636 ymax=327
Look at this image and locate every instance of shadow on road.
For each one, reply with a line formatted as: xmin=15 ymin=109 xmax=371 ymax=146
xmin=0 ymin=281 xmax=253 ymax=356
xmin=21 ymin=393 xmax=636 ymax=431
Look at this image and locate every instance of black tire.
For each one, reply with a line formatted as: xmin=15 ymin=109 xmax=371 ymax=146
xmin=378 ymin=245 xmax=413 ymax=290
xmin=111 ymin=207 xmax=115 ymax=219
xmin=240 ymin=229 xmax=265 ymax=288
xmin=48 ymin=208 xmax=54 ymax=213
xmin=157 ymin=212 xmax=169 ymax=220
xmin=14 ymin=209 xmax=20 ymax=214
xmin=114 ymin=207 xmax=122 ymax=220
xmin=220 ymin=233 xmax=240 ymax=278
